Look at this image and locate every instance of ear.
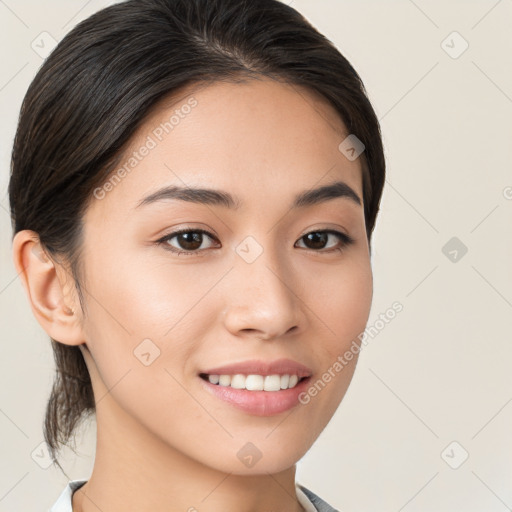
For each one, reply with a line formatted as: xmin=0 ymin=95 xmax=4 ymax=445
xmin=12 ymin=230 xmax=85 ymax=346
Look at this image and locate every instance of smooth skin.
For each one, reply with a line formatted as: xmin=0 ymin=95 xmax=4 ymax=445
xmin=13 ymin=77 xmax=373 ymax=512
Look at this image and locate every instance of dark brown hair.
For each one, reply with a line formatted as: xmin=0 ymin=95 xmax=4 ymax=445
xmin=9 ymin=0 xmax=386 ymax=471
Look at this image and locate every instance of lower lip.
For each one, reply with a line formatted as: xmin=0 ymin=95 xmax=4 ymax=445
xmin=200 ymin=376 xmax=311 ymax=416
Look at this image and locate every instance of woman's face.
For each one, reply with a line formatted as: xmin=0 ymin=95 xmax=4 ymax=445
xmin=77 ymin=77 xmax=373 ymax=474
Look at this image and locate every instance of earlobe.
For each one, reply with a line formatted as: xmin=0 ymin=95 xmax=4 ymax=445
xmin=12 ymin=230 xmax=85 ymax=347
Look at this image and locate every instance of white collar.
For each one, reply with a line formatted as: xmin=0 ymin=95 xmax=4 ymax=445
xmin=296 ymin=484 xmax=320 ymax=511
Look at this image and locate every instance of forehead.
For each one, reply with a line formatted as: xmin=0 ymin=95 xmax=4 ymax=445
xmin=87 ymin=77 xmax=363 ymax=218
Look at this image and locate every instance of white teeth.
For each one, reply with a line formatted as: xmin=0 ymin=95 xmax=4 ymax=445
xmin=218 ymin=375 xmax=231 ymax=386
xmin=289 ymin=375 xmax=299 ymax=388
xmin=230 ymin=374 xmax=246 ymax=389
xmin=264 ymin=375 xmax=281 ymax=392
xmin=246 ymin=375 xmax=264 ymax=391
xmin=206 ymin=373 xmax=303 ymax=391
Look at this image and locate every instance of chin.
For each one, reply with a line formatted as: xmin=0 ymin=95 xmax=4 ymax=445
xmin=196 ymin=435 xmax=314 ymax=476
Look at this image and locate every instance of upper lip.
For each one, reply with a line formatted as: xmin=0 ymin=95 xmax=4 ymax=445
xmin=200 ymin=358 xmax=312 ymax=378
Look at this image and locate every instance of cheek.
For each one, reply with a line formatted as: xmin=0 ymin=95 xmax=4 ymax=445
xmin=83 ymin=249 xmax=218 ymax=342
xmin=79 ymin=256 xmax=212 ymax=435
xmin=296 ymin=251 xmax=372 ymax=414
xmin=79 ymin=249 xmax=231 ymax=416
xmin=301 ymin=253 xmax=373 ymax=357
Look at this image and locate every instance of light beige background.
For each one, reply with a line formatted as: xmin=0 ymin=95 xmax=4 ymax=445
xmin=1 ymin=1 xmax=511 ymax=511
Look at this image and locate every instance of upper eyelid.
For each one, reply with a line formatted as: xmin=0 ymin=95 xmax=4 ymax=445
xmin=158 ymin=227 xmax=349 ymax=239
xmin=159 ymin=228 xmax=218 ymax=241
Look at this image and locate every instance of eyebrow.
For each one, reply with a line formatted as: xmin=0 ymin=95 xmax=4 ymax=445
xmin=135 ymin=180 xmax=362 ymax=210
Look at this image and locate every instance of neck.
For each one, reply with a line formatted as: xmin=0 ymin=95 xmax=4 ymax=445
xmin=72 ymin=391 xmax=304 ymax=512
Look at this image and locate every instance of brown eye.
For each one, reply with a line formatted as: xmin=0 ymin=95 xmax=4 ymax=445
xmin=302 ymin=232 xmax=329 ymax=250
xmin=174 ymin=232 xmax=203 ymax=251
xmin=157 ymin=229 xmax=218 ymax=255
xmin=296 ymin=230 xmax=354 ymax=252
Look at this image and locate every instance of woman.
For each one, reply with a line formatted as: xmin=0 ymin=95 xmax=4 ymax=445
xmin=9 ymin=0 xmax=385 ymax=510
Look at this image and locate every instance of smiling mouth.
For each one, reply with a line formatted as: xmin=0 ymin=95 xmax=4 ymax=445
xmin=199 ymin=373 xmax=309 ymax=391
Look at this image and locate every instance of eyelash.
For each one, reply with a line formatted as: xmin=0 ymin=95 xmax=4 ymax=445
xmin=155 ymin=228 xmax=355 ymax=256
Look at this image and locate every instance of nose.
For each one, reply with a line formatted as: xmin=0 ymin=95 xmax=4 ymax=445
xmin=221 ymin=246 xmax=307 ymax=341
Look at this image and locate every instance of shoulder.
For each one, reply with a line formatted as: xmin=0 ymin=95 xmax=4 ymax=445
xmin=48 ymin=479 xmax=88 ymax=512
xmin=297 ymin=484 xmax=341 ymax=512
